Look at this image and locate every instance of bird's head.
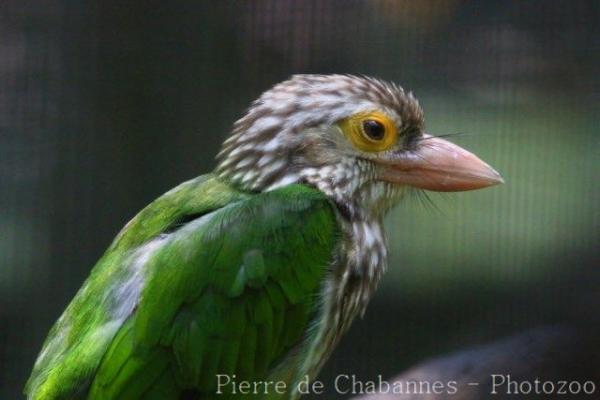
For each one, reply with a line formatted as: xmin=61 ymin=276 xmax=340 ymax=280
xmin=217 ymin=74 xmax=502 ymax=217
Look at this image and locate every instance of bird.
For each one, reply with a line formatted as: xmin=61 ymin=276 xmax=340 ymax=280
xmin=25 ymin=74 xmax=503 ymax=399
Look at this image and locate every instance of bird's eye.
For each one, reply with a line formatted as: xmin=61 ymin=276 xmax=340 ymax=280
xmin=362 ymin=119 xmax=386 ymax=141
xmin=339 ymin=111 xmax=397 ymax=152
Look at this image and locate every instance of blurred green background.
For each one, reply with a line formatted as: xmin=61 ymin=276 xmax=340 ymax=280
xmin=1 ymin=1 xmax=598 ymax=398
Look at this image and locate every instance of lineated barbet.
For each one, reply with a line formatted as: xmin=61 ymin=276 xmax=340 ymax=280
xmin=25 ymin=75 xmax=503 ymax=399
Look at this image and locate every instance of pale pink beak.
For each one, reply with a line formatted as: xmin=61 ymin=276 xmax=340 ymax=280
xmin=380 ymin=134 xmax=503 ymax=192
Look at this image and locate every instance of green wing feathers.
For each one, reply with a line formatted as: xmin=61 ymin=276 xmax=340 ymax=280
xmin=25 ymin=175 xmax=339 ymax=399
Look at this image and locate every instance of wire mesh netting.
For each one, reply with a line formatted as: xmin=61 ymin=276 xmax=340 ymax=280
xmin=1 ymin=1 xmax=598 ymax=398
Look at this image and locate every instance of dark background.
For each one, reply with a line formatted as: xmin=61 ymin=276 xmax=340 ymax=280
xmin=1 ymin=1 xmax=598 ymax=398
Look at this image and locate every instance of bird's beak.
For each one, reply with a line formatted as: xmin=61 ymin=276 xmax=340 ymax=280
xmin=379 ymin=134 xmax=504 ymax=192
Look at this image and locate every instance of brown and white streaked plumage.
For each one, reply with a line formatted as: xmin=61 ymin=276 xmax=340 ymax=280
xmin=218 ymin=75 xmax=421 ymax=202
xmin=217 ymin=74 xmax=503 ymax=391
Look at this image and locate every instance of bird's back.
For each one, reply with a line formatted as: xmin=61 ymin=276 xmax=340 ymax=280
xmin=25 ymin=175 xmax=339 ymax=399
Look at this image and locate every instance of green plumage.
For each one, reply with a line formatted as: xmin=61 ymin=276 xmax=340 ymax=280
xmin=25 ymin=175 xmax=339 ymax=399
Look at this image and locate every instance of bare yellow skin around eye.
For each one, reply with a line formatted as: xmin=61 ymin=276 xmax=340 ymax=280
xmin=339 ymin=111 xmax=398 ymax=152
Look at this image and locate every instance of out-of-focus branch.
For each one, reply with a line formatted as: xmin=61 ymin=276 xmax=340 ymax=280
xmin=355 ymin=325 xmax=599 ymax=399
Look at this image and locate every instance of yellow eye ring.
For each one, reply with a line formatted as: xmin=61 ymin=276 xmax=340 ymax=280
xmin=339 ymin=111 xmax=398 ymax=152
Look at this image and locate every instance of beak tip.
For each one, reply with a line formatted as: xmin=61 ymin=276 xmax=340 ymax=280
xmin=489 ymin=168 xmax=504 ymax=186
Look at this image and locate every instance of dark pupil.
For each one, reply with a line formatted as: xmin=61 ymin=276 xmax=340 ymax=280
xmin=362 ymin=120 xmax=385 ymax=140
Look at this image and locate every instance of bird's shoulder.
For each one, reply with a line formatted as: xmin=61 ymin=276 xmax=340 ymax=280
xmin=109 ymin=173 xmax=250 ymax=252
